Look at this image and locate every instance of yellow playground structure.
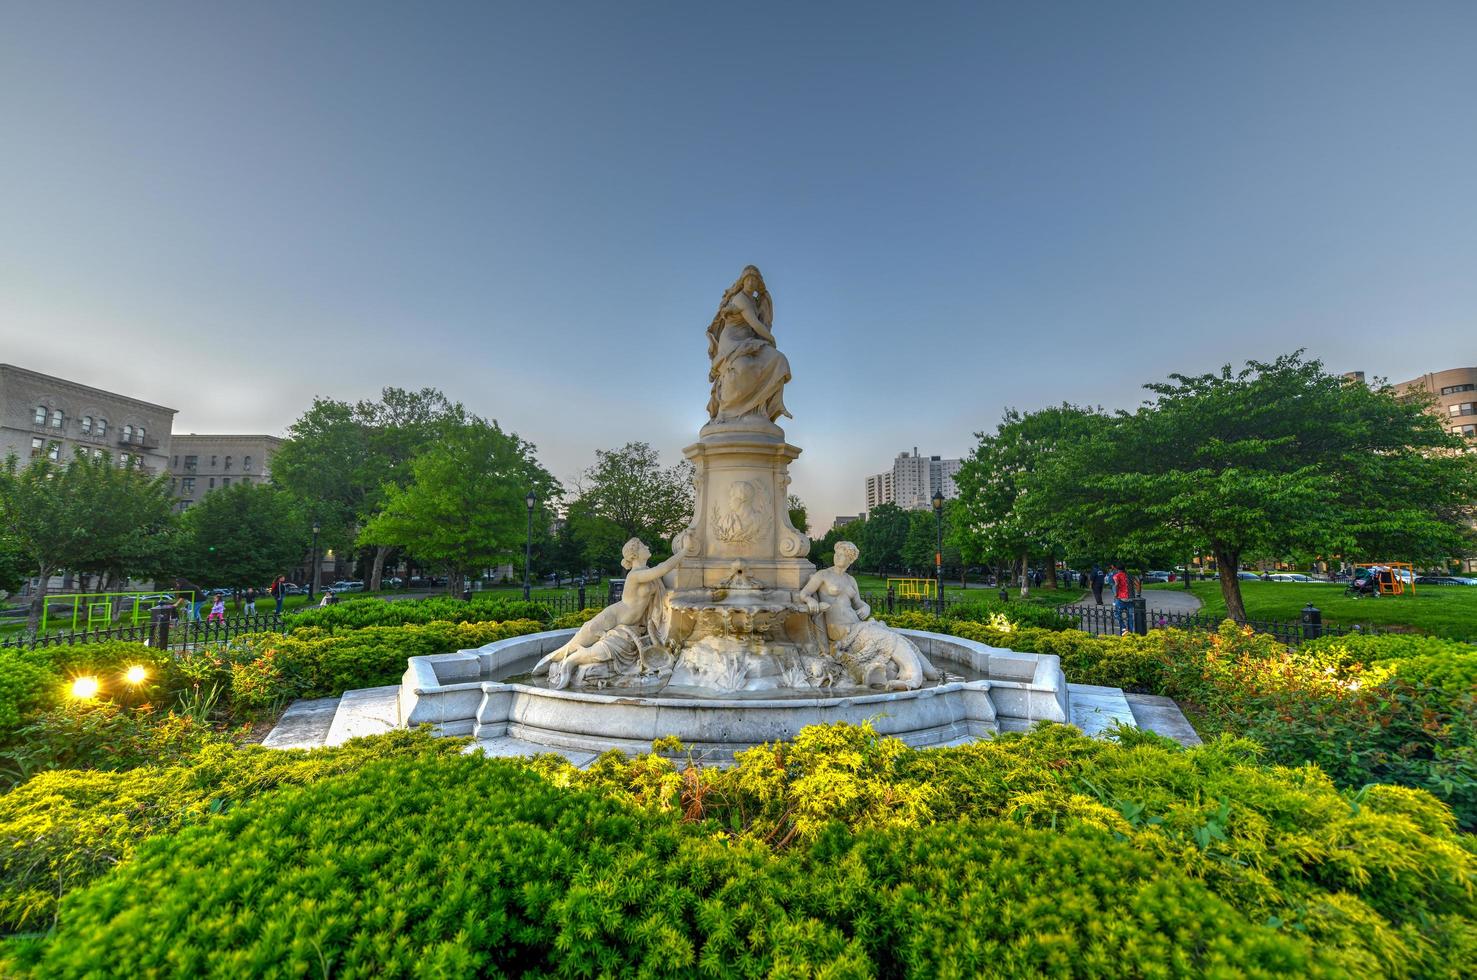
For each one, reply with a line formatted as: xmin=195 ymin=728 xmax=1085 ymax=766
xmin=887 ymin=577 xmax=937 ymax=600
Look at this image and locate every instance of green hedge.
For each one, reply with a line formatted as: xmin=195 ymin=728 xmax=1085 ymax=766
xmin=230 ymin=618 xmax=545 ymax=706
xmin=286 ymin=595 xmax=554 ymax=632
xmin=0 ymin=730 xmax=464 ymax=935
xmin=10 ymin=724 xmax=1476 ymax=976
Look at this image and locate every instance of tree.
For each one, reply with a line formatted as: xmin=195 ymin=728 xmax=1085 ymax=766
xmin=902 ymin=509 xmax=937 ymax=575
xmin=0 ymin=453 xmax=177 ymax=629
xmin=174 ymin=483 xmax=311 ymax=591
xmin=1021 ymin=352 xmax=1477 ymax=621
xmin=857 ymin=503 xmax=909 ymax=574
xmin=954 ymin=405 xmax=1103 ymax=596
xmin=69 ymin=457 xmax=177 ymax=592
xmin=272 ymin=388 xmax=466 ymax=590
xmin=360 ymin=417 xmax=559 ymax=593
xmin=567 ymin=442 xmax=693 ymax=572
xmin=787 ymin=494 xmax=809 ymax=536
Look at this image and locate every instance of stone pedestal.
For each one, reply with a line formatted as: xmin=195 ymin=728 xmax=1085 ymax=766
xmin=670 ymin=417 xmax=813 ymax=590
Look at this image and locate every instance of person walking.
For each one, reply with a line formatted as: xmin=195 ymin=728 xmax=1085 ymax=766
xmin=1111 ymin=564 xmax=1134 ymax=634
xmin=243 ymin=586 xmax=258 ymax=615
xmin=176 ymin=578 xmax=207 ymax=622
xmin=1090 ymin=566 xmax=1105 ymax=605
xmin=269 ymin=575 xmax=287 ymax=615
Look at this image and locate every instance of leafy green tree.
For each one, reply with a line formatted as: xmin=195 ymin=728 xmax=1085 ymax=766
xmin=0 ymin=454 xmax=175 ymax=628
xmin=567 ymin=442 xmax=693 ymax=573
xmin=272 ymin=388 xmax=466 ymax=590
xmin=360 ymin=417 xmax=559 ymax=593
xmin=809 ymin=519 xmax=865 ymax=569
xmin=787 ymin=494 xmax=809 ymax=536
xmin=902 ymin=509 xmax=937 ymax=575
xmin=69 ymin=457 xmax=177 ymax=593
xmin=0 ymin=536 xmax=24 ymax=596
xmin=955 ymin=405 xmax=1103 ymax=596
xmin=174 ymin=483 xmax=311 ymax=592
xmin=1021 ymin=353 xmax=1477 ymax=620
xmin=857 ymin=504 xmax=909 ymax=574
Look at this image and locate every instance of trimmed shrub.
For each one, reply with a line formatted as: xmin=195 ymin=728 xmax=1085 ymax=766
xmin=20 ymin=742 xmax=1423 ymax=977
xmin=0 ymin=641 xmax=176 ymax=731
xmin=228 ymin=618 xmax=546 ymax=703
xmin=286 ymin=595 xmax=554 ymax=632
xmin=0 ymin=729 xmax=464 ymax=934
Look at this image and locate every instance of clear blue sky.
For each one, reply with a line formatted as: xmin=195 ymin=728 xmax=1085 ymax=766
xmin=3 ymin=1 xmax=1474 ymax=529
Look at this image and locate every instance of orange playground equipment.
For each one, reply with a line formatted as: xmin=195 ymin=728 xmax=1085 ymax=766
xmin=1354 ymin=562 xmax=1417 ymax=596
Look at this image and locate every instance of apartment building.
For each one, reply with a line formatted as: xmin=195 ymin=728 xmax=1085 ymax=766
xmin=864 ymin=448 xmax=962 ymax=513
xmin=168 ymin=434 xmax=284 ymax=510
xmin=1393 ymin=367 xmax=1477 ymax=442
xmin=0 ymin=363 xmax=175 ymax=473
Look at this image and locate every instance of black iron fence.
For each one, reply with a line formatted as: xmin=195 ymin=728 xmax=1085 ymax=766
xmin=1057 ymin=600 xmax=1373 ymax=644
xmin=0 ymin=612 xmax=286 ymax=651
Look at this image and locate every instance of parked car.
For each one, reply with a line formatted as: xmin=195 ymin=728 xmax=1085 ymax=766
xmin=384 ymin=576 xmax=403 ymax=588
xmin=1141 ymin=571 xmax=1171 ymax=584
xmin=1237 ymin=571 xmax=1260 ymax=580
xmin=1266 ymin=573 xmax=1312 ymax=582
xmin=1416 ymin=575 xmax=1477 ymax=586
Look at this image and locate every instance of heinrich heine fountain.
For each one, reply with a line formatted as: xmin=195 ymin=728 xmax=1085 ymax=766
xmin=392 ymin=267 xmax=1079 ymax=759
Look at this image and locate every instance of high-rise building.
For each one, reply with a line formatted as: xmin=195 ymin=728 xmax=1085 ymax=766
xmin=0 ymin=363 xmax=176 ymax=474
xmin=167 ymin=434 xmax=285 ymax=511
xmin=864 ymin=448 xmax=962 ymax=513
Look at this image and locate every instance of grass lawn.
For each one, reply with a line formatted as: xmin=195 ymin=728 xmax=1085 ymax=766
xmin=1147 ymin=580 xmax=1477 ymax=642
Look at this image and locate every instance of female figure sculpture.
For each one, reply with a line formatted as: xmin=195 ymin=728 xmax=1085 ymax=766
xmin=706 ymin=266 xmax=792 ymax=423
xmin=800 ymin=541 xmax=940 ymax=690
xmin=533 ymin=538 xmax=681 ymax=689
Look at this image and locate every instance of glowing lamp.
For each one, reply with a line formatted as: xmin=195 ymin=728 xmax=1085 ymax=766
xmin=125 ymin=665 xmax=148 ymax=685
xmin=71 ymin=676 xmax=100 ymax=699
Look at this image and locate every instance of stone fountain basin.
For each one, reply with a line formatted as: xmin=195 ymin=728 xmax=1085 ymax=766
xmin=397 ymin=628 xmax=1069 ymax=758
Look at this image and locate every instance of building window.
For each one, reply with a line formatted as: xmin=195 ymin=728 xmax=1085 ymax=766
xmin=50 ymin=409 xmax=63 ymax=430
xmin=224 ymin=455 xmax=232 ymax=471
xmin=184 ymin=455 xmax=197 ymax=471
xmin=171 ymin=478 xmax=178 ymax=493
xmin=182 ymin=477 xmax=195 ymax=495
xmin=30 ymin=437 xmax=43 ymax=458
xmin=33 ymin=405 xmax=47 ymax=425
xmin=47 ymin=442 xmax=60 ymax=461
xmin=1461 ymin=424 xmax=1477 ymax=439
xmin=122 ymin=424 xmax=133 ymax=442
xmin=92 ymin=448 xmax=103 ymax=459
xmin=1449 ymin=402 xmax=1476 ymax=417
xmin=172 ymin=455 xmax=178 ymax=468
xmin=96 ymin=418 xmax=106 ymax=436
xmin=81 ymin=416 xmax=93 ymax=434
xmin=119 ymin=452 xmax=131 ymax=467
xmin=136 ymin=426 xmax=146 ymax=444
xmin=178 ymin=500 xmax=191 ymax=512
xmin=210 ymin=455 xmax=217 ymax=467
xmin=1441 ymin=383 xmax=1476 ymax=395
xmin=208 ymin=477 xmax=215 ymax=489
xmin=244 ymin=455 xmax=253 ymax=471
xmin=222 ymin=477 xmax=231 ymax=487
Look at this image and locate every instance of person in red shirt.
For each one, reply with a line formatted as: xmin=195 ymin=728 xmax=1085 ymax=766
xmin=1111 ymin=563 xmax=1135 ymax=634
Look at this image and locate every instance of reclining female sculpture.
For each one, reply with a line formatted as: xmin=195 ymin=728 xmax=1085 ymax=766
xmin=800 ymin=541 xmax=940 ymax=690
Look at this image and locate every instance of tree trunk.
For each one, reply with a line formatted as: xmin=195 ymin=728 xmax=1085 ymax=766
xmin=369 ymin=545 xmax=391 ymax=592
xmin=959 ymin=565 xmax=967 ymax=589
xmin=1018 ymin=550 xmax=1031 ymax=598
xmin=26 ymin=563 xmax=53 ymax=632
xmin=1214 ymin=546 xmax=1248 ymax=622
xmin=1045 ymin=557 xmax=1058 ymax=590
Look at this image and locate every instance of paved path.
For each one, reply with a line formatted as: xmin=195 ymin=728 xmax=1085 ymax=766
xmin=1071 ymin=588 xmax=1203 ymax=614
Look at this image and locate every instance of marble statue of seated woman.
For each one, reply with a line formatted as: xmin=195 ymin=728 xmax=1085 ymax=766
xmin=533 ymin=537 xmax=680 ymax=690
xmin=799 ymin=540 xmax=940 ymax=691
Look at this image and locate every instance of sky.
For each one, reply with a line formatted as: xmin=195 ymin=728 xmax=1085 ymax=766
xmin=2 ymin=1 xmax=1475 ymax=531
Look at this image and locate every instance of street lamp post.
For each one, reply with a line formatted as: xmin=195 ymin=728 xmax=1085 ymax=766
xmin=524 ymin=491 xmax=536 ymax=602
xmin=309 ymin=521 xmax=321 ymax=602
xmin=932 ymin=490 xmax=945 ymax=618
